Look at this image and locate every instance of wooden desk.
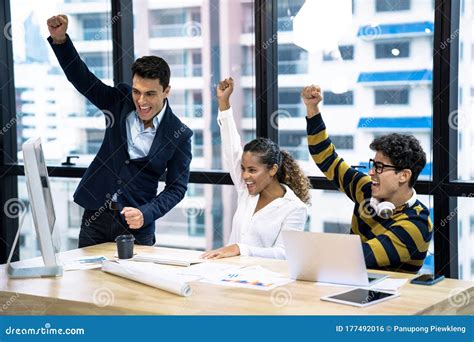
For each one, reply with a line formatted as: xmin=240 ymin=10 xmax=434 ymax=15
xmin=1 ymin=243 xmax=473 ymax=315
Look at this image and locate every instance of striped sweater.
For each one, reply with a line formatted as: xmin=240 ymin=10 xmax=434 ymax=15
xmin=306 ymin=113 xmax=433 ymax=273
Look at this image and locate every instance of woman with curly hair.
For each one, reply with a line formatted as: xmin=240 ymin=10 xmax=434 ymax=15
xmin=201 ymin=78 xmax=311 ymax=260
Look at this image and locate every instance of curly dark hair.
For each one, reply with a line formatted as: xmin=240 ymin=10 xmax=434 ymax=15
xmin=243 ymin=138 xmax=311 ymax=204
xmin=369 ymin=133 xmax=426 ymax=187
xmin=131 ymin=56 xmax=170 ymax=88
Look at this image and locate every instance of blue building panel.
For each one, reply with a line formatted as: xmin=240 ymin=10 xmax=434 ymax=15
xmin=358 ymin=21 xmax=434 ymax=37
xmin=357 ymin=116 xmax=432 ymax=129
xmin=357 ymin=70 xmax=432 ymax=83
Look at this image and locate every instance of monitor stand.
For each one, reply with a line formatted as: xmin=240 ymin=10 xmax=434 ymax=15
xmin=6 ymin=203 xmax=63 ymax=278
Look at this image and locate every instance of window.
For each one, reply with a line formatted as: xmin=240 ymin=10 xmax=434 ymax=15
xmin=11 ymin=1 xmax=113 ymax=166
xmin=280 ymin=131 xmax=307 ymax=161
xmin=242 ymin=2 xmax=254 ymax=33
xmin=278 ymin=44 xmax=308 ymax=74
xmin=133 ymin=0 xmax=256 ymax=252
xmin=3 ymin=0 xmax=444 ymax=271
xmin=277 ymin=0 xmax=305 ymax=32
xmin=191 ymin=52 xmax=202 ymax=76
xmin=279 ymin=89 xmax=305 ymax=117
xmin=458 ymin=6 xmax=474 ymax=182
xmin=331 ymin=135 xmax=354 ymax=150
xmin=83 ymin=53 xmax=110 ymax=79
xmin=193 ymin=131 xmax=204 ymax=158
xmin=242 ymin=46 xmax=254 ymax=76
xmin=456 ymin=198 xmax=474 ymax=280
xmin=151 ymin=184 xmax=234 ymax=250
xmin=323 ymin=221 xmax=351 ymax=234
xmin=243 ymin=89 xmax=255 ymax=118
xmin=276 ymin=0 xmax=433 ymax=190
xmin=81 ymin=14 xmax=109 ymax=41
xmin=187 ymin=184 xmax=205 ymax=197
xmin=167 ymin=90 xmax=204 ymax=119
xmin=156 ymin=50 xmax=185 ymax=77
xmin=149 ymin=7 xmax=201 ymax=38
xmin=323 ymin=45 xmax=354 ymax=61
xmin=85 ymin=129 xmax=105 ymax=155
xmin=188 ymin=214 xmax=205 ymax=237
xmin=323 ymin=91 xmax=354 ymax=105
xmin=68 ymin=200 xmax=84 ymax=228
xmin=243 ymin=130 xmax=256 ymax=144
xmin=375 ymin=41 xmax=410 ymax=59
xmin=376 ymin=0 xmax=410 ymax=12
xmin=375 ymin=89 xmax=409 ymax=105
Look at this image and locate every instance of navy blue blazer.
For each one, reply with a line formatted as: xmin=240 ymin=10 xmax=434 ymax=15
xmin=48 ymin=35 xmax=193 ymax=234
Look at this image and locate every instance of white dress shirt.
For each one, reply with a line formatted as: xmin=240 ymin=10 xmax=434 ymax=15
xmin=126 ymin=101 xmax=166 ymax=159
xmin=218 ymin=107 xmax=308 ymax=259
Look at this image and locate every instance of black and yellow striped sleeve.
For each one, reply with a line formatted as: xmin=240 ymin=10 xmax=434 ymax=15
xmin=362 ymin=207 xmax=433 ymax=273
xmin=306 ymin=114 xmax=371 ymax=204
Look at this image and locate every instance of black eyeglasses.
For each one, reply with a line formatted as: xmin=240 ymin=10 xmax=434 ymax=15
xmin=369 ymin=159 xmax=404 ymax=174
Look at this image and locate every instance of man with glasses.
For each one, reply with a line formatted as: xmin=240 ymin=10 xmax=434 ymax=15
xmin=302 ymin=85 xmax=432 ymax=273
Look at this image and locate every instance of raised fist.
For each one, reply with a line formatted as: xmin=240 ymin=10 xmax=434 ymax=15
xmin=216 ymin=77 xmax=234 ymax=101
xmin=47 ymin=15 xmax=68 ymax=44
xmin=301 ymin=85 xmax=323 ymax=107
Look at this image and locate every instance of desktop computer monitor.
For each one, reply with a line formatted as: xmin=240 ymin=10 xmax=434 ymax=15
xmin=7 ymin=137 xmax=62 ymax=278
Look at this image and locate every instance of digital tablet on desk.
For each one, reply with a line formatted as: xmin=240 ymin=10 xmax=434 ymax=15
xmin=321 ymin=288 xmax=400 ymax=307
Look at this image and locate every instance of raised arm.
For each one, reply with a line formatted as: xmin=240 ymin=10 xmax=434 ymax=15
xmin=302 ymin=85 xmax=371 ymax=204
xmin=216 ymin=78 xmax=246 ymax=192
xmin=47 ymin=14 xmax=121 ymax=112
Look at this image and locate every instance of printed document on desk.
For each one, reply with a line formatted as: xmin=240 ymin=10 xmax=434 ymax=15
xmin=178 ymin=262 xmax=244 ymax=278
xmin=198 ymin=265 xmax=293 ymax=291
xmin=63 ymin=255 xmax=108 ymax=271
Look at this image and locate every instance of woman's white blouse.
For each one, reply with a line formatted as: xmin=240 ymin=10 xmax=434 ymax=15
xmin=217 ymin=107 xmax=308 ymax=259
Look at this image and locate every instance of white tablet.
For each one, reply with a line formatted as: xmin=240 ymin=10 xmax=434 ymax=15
xmin=321 ymin=288 xmax=400 ymax=307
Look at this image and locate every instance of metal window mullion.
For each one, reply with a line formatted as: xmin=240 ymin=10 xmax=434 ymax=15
xmin=111 ymin=0 xmax=134 ymax=85
xmin=432 ymin=0 xmax=459 ymax=278
xmin=0 ymin=0 xmax=19 ymax=264
xmin=255 ymin=0 xmax=278 ymax=142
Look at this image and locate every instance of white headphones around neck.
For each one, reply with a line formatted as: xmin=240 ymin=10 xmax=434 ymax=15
xmin=369 ymin=189 xmax=417 ymax=219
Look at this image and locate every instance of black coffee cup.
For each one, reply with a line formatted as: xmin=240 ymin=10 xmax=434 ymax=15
xmin=115 ymin=234 xmax=135 ymax=259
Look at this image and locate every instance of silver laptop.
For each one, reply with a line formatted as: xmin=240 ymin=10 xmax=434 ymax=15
xmin=282 ymin=231 xmax=388 ymax=287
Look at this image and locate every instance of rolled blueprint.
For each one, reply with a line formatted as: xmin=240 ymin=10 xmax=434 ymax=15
xmin=102 ymin=260 xmax=192 ymax=297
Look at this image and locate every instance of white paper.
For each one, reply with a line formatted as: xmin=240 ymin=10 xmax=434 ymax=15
xmin=370 ymin=278 xmax=407 ymax=291
xmin=62 ymin=255 xmax=108 ymax=271
xmin=129 ymin=252 xmax=205 ymax=267
xmin=102 ymin=260 xmax=194 ymax=297
xmin=199 ymin=265 xmax=293 ymax=291
xmin=177 ymin=262 xmax=243 ymax=278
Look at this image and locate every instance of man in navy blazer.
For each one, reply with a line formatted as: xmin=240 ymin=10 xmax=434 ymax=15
xmin=47 ymin=15 xmax=193 ymax=247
